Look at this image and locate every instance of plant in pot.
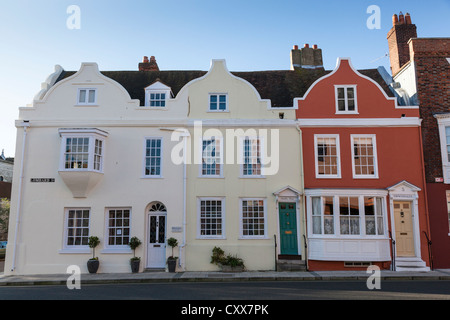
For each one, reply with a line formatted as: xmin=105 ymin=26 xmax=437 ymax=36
xmin=128 ymin=236 xmax=142 ymax=273
xmin=87 ymin=236 xmax=100 ymax=274
xmin=167 ymin=237 xmax=178 ymax=273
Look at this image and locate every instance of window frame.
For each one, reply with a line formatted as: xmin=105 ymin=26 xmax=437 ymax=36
xmin=334 ymin=85 xmax=358 ymax=114
xmin=143 ymin=137 xmax=163 ymax=178
xmin=77 ymin=88 xmax=97 ymax=105
xmin=104 ymin=207 xmax=132 ymax=251
xmin=351 ymin=134 xmax=379 ymax=179
xmin=59 ymin=129 xmax=107 ymax=173
xmin=62 ymin=208 xmax=91 ymax=252
xmin=447 ymin=191 xmax=450 ymax=236
xmin=306 ymin=191 xmax=387 ymax=239
xmin=197 ymin=197 xmax=226 ymax=239
xmin=149 ymin=92 xmax=167 ymax=107
xmin=199 ymin=136 xmax=223 ymax=178
xmin=314 ymin=134 xmax=341 ymax=178
xmin=240 ymin=136 xmax=264 ymax=178
xmin=208 ymin=93 xmax=228 ymax=112
xmin=239 ymin=198 xmax=267 ymax=239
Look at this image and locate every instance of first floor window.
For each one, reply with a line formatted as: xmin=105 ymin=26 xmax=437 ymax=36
xmin=66 ymin=209 xmax=90 ymax=246
xmin=201 ymin=137 xmax=222 ymax=176
xmin=352 ymin=135 xmax=378 ymax=178
xmin=242 ymin=137 xmax=262 ymax=176
xmin=315 ymin=135 xmax=340 ymax=177
xmin=199 ymin=198 xmax=224 ymax=238
xmin=145 ymin=138 xmax=162 ymax=176
xmin=107 ymin=208 xmax=131 ymax=246
xmin=241 ymin=199 xmax=266 ymax=238
xmin=59 ymin=128 xmax=107 ymax=172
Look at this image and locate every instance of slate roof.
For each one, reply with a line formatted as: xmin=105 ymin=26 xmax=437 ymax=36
xmin=56 ymin=67 xmax=393 ymax=108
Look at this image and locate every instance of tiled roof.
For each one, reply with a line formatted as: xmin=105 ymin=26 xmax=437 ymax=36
xmin=56 ymin=67 xmax=393 ymax=108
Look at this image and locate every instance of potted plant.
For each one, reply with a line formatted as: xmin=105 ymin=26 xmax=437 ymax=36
xmin=128 ymin=236 xmax=142 ymax=273
xmin=210 ymin=246 xmax=245 ymax=272
xmin=167 ymin=237 xmax=178 ymax=273
xmin=87 ymin=236 xmax=100 ymax=274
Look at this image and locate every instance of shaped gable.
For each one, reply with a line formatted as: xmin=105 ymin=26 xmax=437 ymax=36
xmin=296 ymin=58 xmax=420 ymax=119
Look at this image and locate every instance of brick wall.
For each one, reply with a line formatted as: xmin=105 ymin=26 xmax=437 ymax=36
xmin=411 ymin=38 xmax=450 ymax=182
xmin=387 ymin=22 xmax=417 ymax=76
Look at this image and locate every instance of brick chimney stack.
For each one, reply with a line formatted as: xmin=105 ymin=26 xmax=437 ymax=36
xmin=139 ymin=56 xmax=160 ymax=71
xmin=290 ymin=44 xmax=323 ymax=70
xmin=387 ymin=12 xmax=417 ymax=76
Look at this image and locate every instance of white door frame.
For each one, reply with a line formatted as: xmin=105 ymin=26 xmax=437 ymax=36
xmin=146 ymin=211 xmax=167 ymax=269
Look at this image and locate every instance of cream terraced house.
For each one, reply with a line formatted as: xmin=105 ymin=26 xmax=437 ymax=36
xmin=5 ymin=58 xmax=305 ymax=275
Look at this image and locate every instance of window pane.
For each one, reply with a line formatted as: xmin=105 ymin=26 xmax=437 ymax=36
xmin=79 ymin=90 xmax=86 ymax=103
xmin=316 ymin=137 xmax=338 ymax=176
xmin=88 ymin=90 xmax=96 ymax=103
xmin=200 ymin=200 xmax=223 ymax=236
xmin=66 ymin=209 xmax=90 ymax=246
xmin=243 ymin=138 xmax=261 ymax=176
xmin=145 ymin=138 xmax=162 ymax=176
xmin=312 ymin=197 xmax=322 ymax=234
xmin=242 ymin=199 xmax=265 ymax=236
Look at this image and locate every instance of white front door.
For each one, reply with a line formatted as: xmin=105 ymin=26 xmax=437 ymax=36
xmin=147 ymin=213 xmax=166 ymax=268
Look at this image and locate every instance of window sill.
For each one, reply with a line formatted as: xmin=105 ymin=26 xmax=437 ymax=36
xmin=316 ymin=175 xmax=342 ymax=179
xmin=199 ymin=175 xmax=224 ymax=179
xmin=352 ymin=175 xmax=379 ymax=179
xmin=238 ymin=236 xmax=269 ymax=240
xmin=239 ymin=175 xmax=266 ymax=179
xmin=75 ymin=104 xmax=99 ymax=107
xmin=207 ymin=110 xmax=229 ymax=113
xmin=141 ymin=176 xmax=164 ymax=179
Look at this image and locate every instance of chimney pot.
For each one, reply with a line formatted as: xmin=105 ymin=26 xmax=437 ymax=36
xmin=293 ymin=45 xmax=298 ymax=50
xmin=405 ymin=13 xmax=412 ymax=24
xmin=392 ymin=14 xmax=398 ymax=25
xmin=399 ymin=11 xmax=404 ymax=24
xmin=143 ymin=56 xmax=149 ymax=63
xmin=313 ymin=44 xmax=318 ymax=49
xmin=304 ymin=43 xmax=309 ymax=48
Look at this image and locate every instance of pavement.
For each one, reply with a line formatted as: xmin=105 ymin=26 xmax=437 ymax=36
xmin=1 ymin=268 xmax=450 ymax=286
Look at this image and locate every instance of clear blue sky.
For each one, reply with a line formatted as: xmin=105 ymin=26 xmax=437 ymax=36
xmin=0 ymin=0 xmax=449 ymax=158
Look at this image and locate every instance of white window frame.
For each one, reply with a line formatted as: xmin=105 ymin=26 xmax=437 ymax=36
xmin=143 ymin=137 xmax=163 ymax=178
xmin=335 ymin=85 xmax=357 ymax=114
xmin=240 ymin=136 xmax=264 ymax=178
xmin=59 ymin=129 xmax=107 ymax=173
xmin=103 ymin=207 xmax=132 ymax=252
xmin=436 ymin=115 xmax=450 ymax=184
xmin=199 ymin=136 xmax=223 ymax=177
xmin=197 ymin=197 xmax=226 ymax=239
xmin=149 ymin=92 xmax=167 ymax=107
xmin=447 ymin=191 xmax=450 ymax=236
xmin=314 ymin=134 xmax=341 ymax=178
xmin=306 ymin=190 xmax=388 ymax=239
xmin=61 ymin=208 xmax=91 ymax=253
xmin=77 ymin=88 xmax=97 ymax=105
xmin=208 ymin=93 xmax=228 ymax=112
xmin=351 ymin=134 xmax=379 ymax=179
xmin=239 ymin=198 xmax=267 ymax=239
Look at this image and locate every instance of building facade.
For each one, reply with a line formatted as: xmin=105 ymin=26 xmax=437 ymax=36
xmin=297 ymin=57 xmax=431 ymax=271
xmin=386 ymin=12 xmax=450 ymax=268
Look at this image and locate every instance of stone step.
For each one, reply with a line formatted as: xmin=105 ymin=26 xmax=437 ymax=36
xmin=395 ymin=257 xmax=430 ymax=272
xmin=277 ymin=259 xmax=307 ymax=271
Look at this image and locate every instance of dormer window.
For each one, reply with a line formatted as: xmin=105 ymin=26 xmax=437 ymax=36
xmin=335 ymin=85 xmax=357 ymax=113
xmin=144 ymin=80 xmax=172 ymax=108
xmin=77 ymin=88 xmax=97 ymax=105
xmin=150 ymin=93 xmax=166 ymax=107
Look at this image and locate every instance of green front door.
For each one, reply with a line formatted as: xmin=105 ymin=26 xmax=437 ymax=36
xmin=279 ymin=202 xmax=298 ymax=255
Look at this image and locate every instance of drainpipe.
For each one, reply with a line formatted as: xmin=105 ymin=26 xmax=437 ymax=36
xmin=11 ymin=121 xmax=30 ymax=272
xmin=179 ymin=131 xmax=188 ymax=269
xmin=295 ymin=122 xmax=308 ymax=270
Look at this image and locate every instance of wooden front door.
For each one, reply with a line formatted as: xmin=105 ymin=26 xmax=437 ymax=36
xmin=394 ymin=201 xmax=415 ymax=257
xmin=279 ymin=202 xmax=298 ymax=255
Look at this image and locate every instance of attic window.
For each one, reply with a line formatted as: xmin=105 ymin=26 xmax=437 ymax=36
xmin=77 ymin=88 xmax=97 ymax=105
xmin=209 ymin=94 xmax=228 ymax=112
xmin=335 ymin=85 xmax=357 ymax=114
xmin=150 ymin=93 xmax=166 ymax=107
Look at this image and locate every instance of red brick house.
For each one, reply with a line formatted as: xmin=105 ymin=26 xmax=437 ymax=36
xmin=386 ymin=12 xmax=450 ymax=268
xmin=296 ymin=56 xmax=431 ymax=271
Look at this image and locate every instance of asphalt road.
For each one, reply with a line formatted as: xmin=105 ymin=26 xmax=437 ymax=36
xmin=1 ymin=280 xmax=449 ymax=300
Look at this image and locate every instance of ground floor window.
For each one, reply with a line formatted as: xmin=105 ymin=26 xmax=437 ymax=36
xmin=198 ymin=198 xmax=224 ymax=238
xmin=107 ymin=208 xmax=131 ymax=246
xmin=240 ymin=199 xmax=266 ymax=238
xmin=65 ymin=208 xmax=90 ymax=247
xmin=309 ymin=191 xmax=386 ymax=237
